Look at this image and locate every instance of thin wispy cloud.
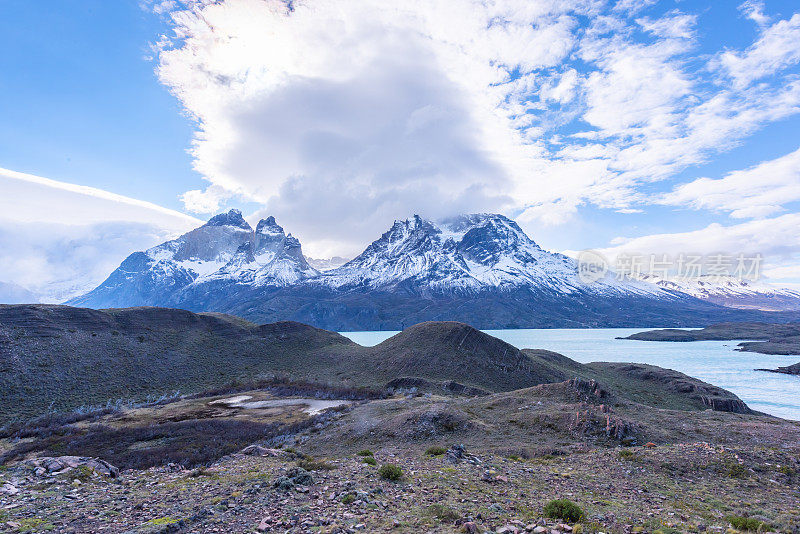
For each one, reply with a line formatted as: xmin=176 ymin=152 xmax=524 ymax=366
xmin=0 ymin=169 xmax=200 ymax=301
xmin=663 ymin=147 xmax=800 ymax=219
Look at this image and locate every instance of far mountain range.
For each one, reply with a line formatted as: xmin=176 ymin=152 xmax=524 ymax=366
xmin=68 ymin=210 xmax=800 ymax=330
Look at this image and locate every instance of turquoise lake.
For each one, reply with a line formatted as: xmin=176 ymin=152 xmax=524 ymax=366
xmin=340 ymin=328 xmax=800 ymax=421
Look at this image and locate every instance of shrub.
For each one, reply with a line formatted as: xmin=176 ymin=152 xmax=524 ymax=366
xmin=341 ymin=493 xmax=356 ymax=505
xmin=378 ymin=463 xmax=403 ymax=480
xmin=356 ymin=449 xmax=373 ymax=457
xmin=425 ymin=503 xmax=460 ymax=522
xmin=728 ymin=516 xmax=768 ymax=531
xmin=543 ymin=499 xmax=584 ymax=523
xmin=362 ymin=456 xmax=377 ymax=466
xmin=297 ymin=458 xmax=335 ymax=471
xmin=1 ymin=417 xmax=320 ymax=470
xmin=425 ymin=446 xmax=447 ymax=457
xmin=619 ymin=449 xmax=636 ymax=460
xmin=726 ymin=462 xmax=748 ymax=478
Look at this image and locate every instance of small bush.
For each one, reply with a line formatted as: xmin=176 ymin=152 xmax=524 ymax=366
xmin=728 ymin=516 xmax=768 ymax=531
xmin=425 ymin=503 xmax=460 ymax=522
xmin=425 ymin=446 xmax=447 ymax=457
xmin=70 ymin=465 xmax=95 ymax=482
xmin=297 ymin=458 xmax=335 ymax=471
xmin=619 ymin=449 xmax=636 ymax=460
xmin=726 ymin=462 xmax=748 ymax=478
xmin=341 ymin=493 xmax=356 ymax=505
xmin=543 ymin=499 xmax=584 ymax=523
xmin=362 ymin=456 xmax=377 ymax=466
xmin=356 ymin=449 xmax=373 ymax=457
xmin=378 ymin=463 xmax=403 ymax=480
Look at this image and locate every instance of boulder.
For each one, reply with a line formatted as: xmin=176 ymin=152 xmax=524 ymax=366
xmin=22 ymin=456 xmax=119 ymax=478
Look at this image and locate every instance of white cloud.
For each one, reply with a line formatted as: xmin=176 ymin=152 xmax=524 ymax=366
xmin=738 ymin=0 xmax=770 ymax=28
xmin=716 ymin=13 xmax=800 ymax=88
xmin=637 ymin=12 xmax=697 ymax=40
xmin=150 ymin=0 xmax=800 ymax=249
xmin=663 ymin=146 xmax=800 ymax=219
xmin=591 ymin=214 xmax=800 ymax=273
xmin=0 ymin=168 xmax=200 ymax=302
xmin=0 ymin=167 xmax=200 ymax=227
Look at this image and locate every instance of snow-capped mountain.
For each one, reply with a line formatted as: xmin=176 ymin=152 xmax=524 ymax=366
xmin=319 ymin=213 xmax=663 ymax=297
xmin=306 ymin=256 xmax=350 ymax=272
xmin=197 ymin=216 xmax=317 ymax=287
xmin=71 ymin=210 xmax=800 ymax=329
xmin=70 ymin=210 xmax=315 ymax=308
xmin=639 ymin=274 xmax=800 ymax=311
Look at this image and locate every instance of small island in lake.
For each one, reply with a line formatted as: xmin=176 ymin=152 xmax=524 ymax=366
xmin=755 ymin=361 xmax=800 ymax=375
xmin=621 ymin=322 xmax=800 ymax=375
xmin=620 ymin=321 xmax=800 ymax=355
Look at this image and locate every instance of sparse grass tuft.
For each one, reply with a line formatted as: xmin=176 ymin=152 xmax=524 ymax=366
xmin=619 ymin=449 xmax=636 ymax=460
xmin=146 ymin=516 xmax=179 ymax=526
xmin=356 ymin=449 xmax=373 ymax=457
xmin=726 ymin=462 xmax=748 ymax=478
xmin=728 ymin=516 xmax=769 ymax=531
xmin=543 ymin=499 xmax=584 ymax=523
xmin=378 ymin=463 xmax=403 ymax=481
xmin=296 ymin=458 xmax=335 ymax=471
xmin=425 ymin=446 xmax=447 ymax=457
xmin=341 ymin=493 xmax=356 ymax=505
xmin=425 ymin=503 xmax=460 ymax=522
xmin=362 ymin=456 xmax=377 ymax=466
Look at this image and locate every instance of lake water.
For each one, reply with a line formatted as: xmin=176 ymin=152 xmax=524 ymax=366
xmin=340 ymin=328 xmax=800 ymax=421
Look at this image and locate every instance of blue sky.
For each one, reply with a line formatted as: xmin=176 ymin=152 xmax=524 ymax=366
xmin=0 ymin=0 xmax=200 ymax=208
xmin=1 ymin=0 xmax=800 ymax=299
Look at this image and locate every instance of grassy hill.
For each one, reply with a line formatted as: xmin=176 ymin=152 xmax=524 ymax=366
xmin=1 ymin=305 xmax=753 ymax=426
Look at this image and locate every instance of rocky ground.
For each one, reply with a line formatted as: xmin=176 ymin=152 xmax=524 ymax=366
xmin=1 ymin=438 xmax=798 ymax=534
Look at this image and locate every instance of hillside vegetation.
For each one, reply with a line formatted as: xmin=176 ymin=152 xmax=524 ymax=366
xmin=1 ymin=305 xmax=753 ymax=426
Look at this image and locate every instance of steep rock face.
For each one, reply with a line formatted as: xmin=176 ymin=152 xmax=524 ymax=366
xmin=319 ymin=213 xmax=664 ymax=297
xmin=194 ymin=216 xmax=317 ymax=287
xmin=70 ymin=211 xmax=316 ymax=309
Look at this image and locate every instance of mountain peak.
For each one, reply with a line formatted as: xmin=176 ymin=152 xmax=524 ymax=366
xmin=204 ymin=209 xmax=251 ymax=230
xmin=256 ymin=216 xmax=283 ymax=236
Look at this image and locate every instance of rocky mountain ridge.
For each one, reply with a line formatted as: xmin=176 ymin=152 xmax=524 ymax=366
xmin=68 ymin=210 xmax=800 ymax=329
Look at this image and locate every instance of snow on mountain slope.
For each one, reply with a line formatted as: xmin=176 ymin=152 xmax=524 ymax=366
xmin=194 ymin=216 xmax=318 ymax=287
xmin=639 ymin=274 xmax=800 ymax=311
xmin=318 ymin=213 xmax=667 ymax=297
xmin=69 ymin=210 xmax=316 ymax=308
xmin=307 ymin=256 xmax=350 ymax=271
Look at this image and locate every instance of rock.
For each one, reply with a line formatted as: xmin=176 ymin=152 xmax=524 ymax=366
xmin=462 ymin=522 xmax=479 ymax=533
xmin=447 ymin=444 xmax=467 ymax=464
xmin=1 ymin=483 xmax=19 ymax=495
xmin=257 ymin=516 xmax=272 ymax=531
xmin=273 ymin=476 xmax=295 ymax=491
xmin=242 ymin=445 xmax=287 ymax=457
xmin=22 ymin=456 xmax=119 ymax=478
xmin=497 ymin=526 xmax=520 ymax=534
xmin=533 ymin=527 xmax=548 ymax=534
xmin=483 ymin=469 xmax=499 ymax=482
